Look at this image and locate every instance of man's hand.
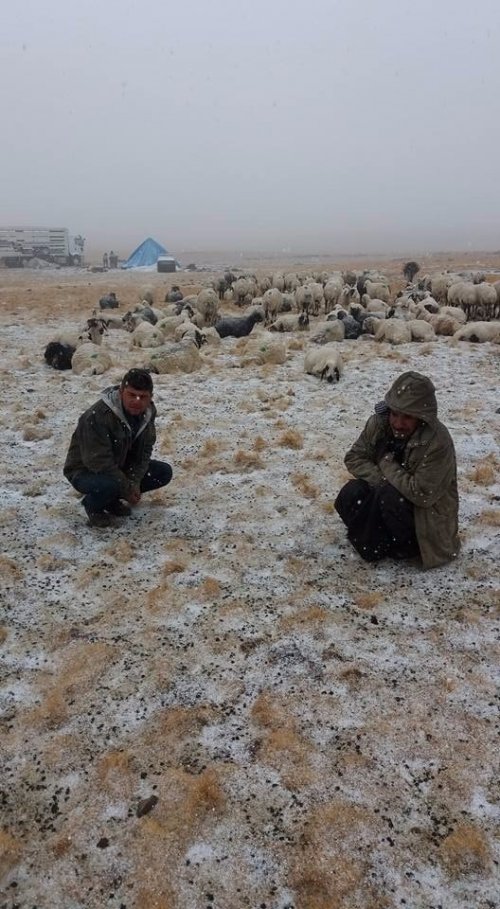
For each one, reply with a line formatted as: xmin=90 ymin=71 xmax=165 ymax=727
xmin=127 ymin=487 xmax=141 ymax=506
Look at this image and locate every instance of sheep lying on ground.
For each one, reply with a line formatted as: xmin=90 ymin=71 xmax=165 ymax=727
xmin=71 ymin=343 xmax=113 ymax=376
xmin=148 ymin=339 xmax=202 ymax=374
xmin=174 ymin=323 xmax=206 ymax=347
xmin=375 ymin=319 xmax=412 ymax=344
xmin=269 ymin=313 xmax=309 ymax=332
xmin=98 ymin=292 xmax=119 ymax=310
xmin=44 ymin=342 xmax=76 ymax=370
xmin=215 ymin=309 xmax=264 ymax=339
xmin=44 ymin=318 xmax=108 ymax=370
xmin=238 ymin=334 xmax=287 ymax=366
xmin=123 ymin=304 xmax=157 ymax=330
xmin=310 ymin=320 xmax=345 ymax=344
xmin=304 ymin=344 xmax=343 ymax=382
xmin=131 ymin=321 xmax=165 ymax=348
xmin=408 ymin=319 xmax=437 ymax=342
xmin=454 ymin=321 xmax=500 ymax=343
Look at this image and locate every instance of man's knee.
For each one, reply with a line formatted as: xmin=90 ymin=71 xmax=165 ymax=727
xmin=335 ymin=479 xmax=370 ymax=523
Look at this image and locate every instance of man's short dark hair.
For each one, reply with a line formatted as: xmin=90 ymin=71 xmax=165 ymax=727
xmin=121 ymin=368 xmax=154 ymax=393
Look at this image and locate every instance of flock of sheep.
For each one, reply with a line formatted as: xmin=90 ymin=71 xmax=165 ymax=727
xmin=43 ymin=267 xmax=500 ymax=383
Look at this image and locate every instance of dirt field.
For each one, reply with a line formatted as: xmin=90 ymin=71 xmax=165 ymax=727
xmin=0 ymin=253 xmax=499 ymax=909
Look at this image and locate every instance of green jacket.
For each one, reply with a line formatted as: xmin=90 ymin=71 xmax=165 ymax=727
xmin=344 ymin=372 xmax=460 ymax=569
xmin=64 ymin=386 xmax=157 ymax=499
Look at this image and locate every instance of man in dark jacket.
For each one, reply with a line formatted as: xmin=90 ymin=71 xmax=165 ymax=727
xmin=64 ymin=368 xmax=172 ymax=527
xmin=335 ymin=371 xmax=460 ymax=569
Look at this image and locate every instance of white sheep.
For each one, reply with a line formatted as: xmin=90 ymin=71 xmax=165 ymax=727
xmin=364 ymin=280 xmax=391 ymax=304
xmin=304 ymin=344 xmax=343 ymax=382
xmin=408 ymin=319 xmax=436 ymax=342
xmin=195 ymin=288 xmax=219 ymax=326
xmin=310 ymin=320 xmax=345 ymax=343
xmin=262 ymin=287 xmax=284 ymax=324
xmin=148 ymin=339 xmax=203 ymax=374
xmin=323 ymin=278 xmax=343 ymax=313
xmin=362 ymin=295 xmax=390 ymax=314
xmin=71 ymin=343 xmax=113 ymax=376
xmin=453 ymin=321 xmax=500 ymax=343
xmin=375 ymin=319 xmax=412 ymax=344
xmin=130 ymin=321 xmax=165 ymax=348
xmin=269 ymin=313 xmax=309 ymax=333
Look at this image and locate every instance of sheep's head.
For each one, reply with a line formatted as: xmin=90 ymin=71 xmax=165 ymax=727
xmin=320 ymin=365 xmax=341 ymax=383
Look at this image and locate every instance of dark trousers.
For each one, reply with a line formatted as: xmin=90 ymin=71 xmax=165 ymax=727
xmin=71 ymin=460 xmax=173 ymax=513
xmin=335 ymin=479 xmax=420 ymax=562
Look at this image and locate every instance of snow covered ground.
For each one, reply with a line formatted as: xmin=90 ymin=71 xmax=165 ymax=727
xmin=0 ymin=263 xmax=499 ymax=909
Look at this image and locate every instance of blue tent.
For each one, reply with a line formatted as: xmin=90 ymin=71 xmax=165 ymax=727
xmin=122 ymin=237 xmax=174 ymax=269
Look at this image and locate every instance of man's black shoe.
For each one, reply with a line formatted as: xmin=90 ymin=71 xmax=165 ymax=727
xmin=84 ymin=506 xmax=112 ymax=528
xmin=106 ymin=499 xmax=132 ymax=517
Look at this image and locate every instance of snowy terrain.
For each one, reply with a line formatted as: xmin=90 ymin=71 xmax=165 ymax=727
xmin=0 ymin=261 xmax=499 ymax=909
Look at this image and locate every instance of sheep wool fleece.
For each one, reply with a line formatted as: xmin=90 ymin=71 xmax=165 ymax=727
xmin=344 ymin=371 xmax=460 ymax=569
xmin=64 ymin=386 xmax=157 ymax=499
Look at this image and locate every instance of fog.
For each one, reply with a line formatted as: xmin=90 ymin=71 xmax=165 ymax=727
xmin=2 ymin=0 xmax=500 ymax=256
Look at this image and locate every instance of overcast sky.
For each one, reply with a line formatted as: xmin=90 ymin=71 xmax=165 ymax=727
xmin=1 ymin=0 xmax=500 ymax=257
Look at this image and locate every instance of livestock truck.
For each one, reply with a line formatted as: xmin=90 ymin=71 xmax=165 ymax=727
xmin=0 ymin=227 xmax=85 ymax=266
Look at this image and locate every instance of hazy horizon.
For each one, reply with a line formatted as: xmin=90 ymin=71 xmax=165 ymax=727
xmin=2 ymin=0 xmax=500 ymax=257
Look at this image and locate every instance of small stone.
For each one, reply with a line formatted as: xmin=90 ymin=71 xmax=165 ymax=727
xmin=136 ymin=795 xmax=159 ymax=817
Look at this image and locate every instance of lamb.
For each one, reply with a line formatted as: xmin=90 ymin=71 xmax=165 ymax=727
xmin=453 ymin=321 xmax=500 ymax=343
xmin=214 ymin=309 xmax=264 ymax=339
xmin=374 ymin=319 xmax=412 ymax=344
xmin=44 ymin=341 xmax=75 ymax=370
xmin=71 ymin=343 xmax=113 ymax=376
xmin=269 ymin=313 xmax=309 ymax=332
xmin=304 ymin=344 xmax=343 ymax=382
xmin=148 ymin=339 xmax=203 ymax=374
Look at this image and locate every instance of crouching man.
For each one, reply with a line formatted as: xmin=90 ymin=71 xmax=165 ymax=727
xmin=64 ymin=368 xmax=172 ymax=527
xmin=335 ymin=371 xmax=459 ymax=568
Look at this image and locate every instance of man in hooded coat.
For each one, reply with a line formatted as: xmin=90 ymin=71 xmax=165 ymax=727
xmin=335 ymin=371 xmax=460 ymax=569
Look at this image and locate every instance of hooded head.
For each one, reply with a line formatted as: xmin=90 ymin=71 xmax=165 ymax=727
xmin=384 ymin=371 xmax=438 ymax=424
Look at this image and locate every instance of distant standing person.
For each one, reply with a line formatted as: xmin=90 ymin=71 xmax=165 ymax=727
xmin=334 ymin=371 xmax=460 ymax=569
xmin=64 ymin=368 xmax=172 ymax=527
xmin=102 ymin=252 xmax=109 ymax=269
xmin=109 ymin=250 xmax=118 ymax=268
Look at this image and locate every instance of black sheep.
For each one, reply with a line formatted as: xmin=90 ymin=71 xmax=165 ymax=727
xmin=44 ymin=341 xmax=76 ymax=370
xmin=214 ymin=309 xmax=264 ymax=339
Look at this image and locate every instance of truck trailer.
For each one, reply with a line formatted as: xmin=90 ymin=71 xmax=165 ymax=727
xmin=0 ymin=227 xmax=85 ymax=266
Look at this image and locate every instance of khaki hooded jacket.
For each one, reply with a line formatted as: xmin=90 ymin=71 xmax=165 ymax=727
xmin=64 ymin=386 xmax=156 ymax=499
xmin=344 ymin=372 xmax=460 ymax=569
